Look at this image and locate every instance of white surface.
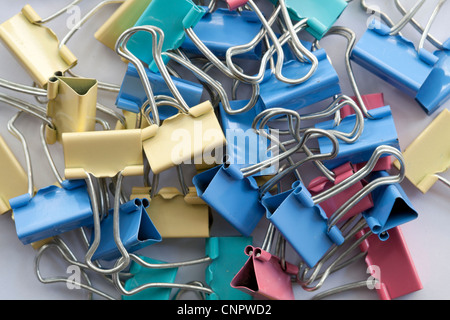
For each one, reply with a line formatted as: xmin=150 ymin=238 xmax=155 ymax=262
xmin=0 ymin=0 xmax=448 ymax=300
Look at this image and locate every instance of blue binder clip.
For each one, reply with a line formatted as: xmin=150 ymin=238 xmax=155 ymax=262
xmin=125 ymin=0 xmax=206 ymax=72
xmin=193 ymin=164 xmax=268 ymax=237
xmin=116 ymin=63 xmax=204 ymax=118
xmin=315 ymin=105 xmax=400 ymax=170
xmin=219 ymin=99 xmax=277 ymax=177
xmin=11 ymin=180 xmax=94 ymax=245
xmin=416 ymin=38 xmax=450 ymax=115
xmin=268 ymin=0 xmax=348 ymax=40
xmin=122 ymin=255 xmax=178 ymax=300
xmin=259 ymin=47 xmax=341 ymax=112
xmin=351 ymin=19 xmax=439 ymax=110
xmin=262 ymin=180 xmax=345 ymax=268
xmin=89 ymin=198 xmax=162 ymax=261
xmin=205 ymin=237 xmax=253 ymax=300
xmin=363 ymin=171 xmax=418 ymax=241
xmin=181 ymin=6 xmax=263 ymax=60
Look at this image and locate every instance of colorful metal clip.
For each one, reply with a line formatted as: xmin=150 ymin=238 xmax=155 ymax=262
xmin=358 ymin=226 xmax=423 ymax=300
xmin=10 ymin=179 xmax=93 ymax=245
xmin=89 ymin=198 xmax=161 ymax=261
xmin=231 ymin=245 xmax=298 ymax=300
xmin=205 ymin=237 xmax=253 ymax=300
xmin=0 ymin=5 xmax=77 ymax=88
xmin=125 ymin=0 xmax=205 ymax=72
xmin=394 ymin=108 xmax=450 ymax=193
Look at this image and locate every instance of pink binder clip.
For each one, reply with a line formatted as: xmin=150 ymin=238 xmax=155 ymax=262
xmin=231 ymin=245 xmax=299 ymax=300
xmin=339 ymin=93 xmax=392 ymax=172
xmin=357 ymin=226 xmax=423 ymax=300
xmin=308 ymin=162 xmax=374 ymax=223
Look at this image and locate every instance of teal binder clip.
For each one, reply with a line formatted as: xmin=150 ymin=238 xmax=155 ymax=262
xmin=268 ymin=0 xmax=348 ymax=39
xmin=90 ymin=198 xmax=162 ymax=261
xmin=363 ymin=171 xmax=418 ymax=241
xmin=123 ymin=255 xmax=179 ymax=300
xmin=205 ymin=237 xmax=254 ymax=300
xmin=126 ymin=0 xmax=206 ymax=72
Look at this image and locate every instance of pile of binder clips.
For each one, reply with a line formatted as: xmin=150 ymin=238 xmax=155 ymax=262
xmin=0 ymin=0 xmax=448 ymax=300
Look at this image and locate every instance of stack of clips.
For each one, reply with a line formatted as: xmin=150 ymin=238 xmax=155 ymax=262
xmin=0 ymin=0 xmax=448 ymax=300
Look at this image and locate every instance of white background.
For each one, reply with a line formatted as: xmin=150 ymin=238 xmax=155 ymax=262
xmin=0 ymin=0 xmax=448 ymax=300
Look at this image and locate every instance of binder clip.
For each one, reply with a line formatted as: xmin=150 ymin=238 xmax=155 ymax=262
xmin=89 ymin=198 xmax=161 ymax=261
xmin=268 ymin=0 xmax=348 ymax=40
xmin=0 ymin=134 xmax=29 ymax=215
xmin=350 ymin=1 xmax=445 ymax=114
xmin=231 ymin=224 xmax=298 ymax=300
xmin=115 ymin=62 xmax=204 ymax=118
xmin=308 ymin=162 xmax=374 ymax=223
xmin=122 ymin=255 xmax=179 ymax=300
xmin=62 ymin=128 xmax=144 ymax=179
xmin=393 ymin=108 xmax=450 ymax=193
xmin=131 ymin=166 xmax=210 ymax=238
xmin=226 ymin=0 xmax=319 ymax=86
xmin=11 ymin=179 xmax=93 ymax=246
xmin=0 ymin=4 xmax=77 ymax=88
xmin=181 ymin=6 xmax=263 ymax=60
xmin=94 ymin=0 xmax=153 ymax=52
xmin=205 ymin=236 xmax=254 ymax=300
xmin=124 ymin=0 xmax=206 ymax=72
xmin=116 ymin=26 xmax=226 ymax=174
xmin=46 ymin=73 xmax=98 ymax=144
xmin=357 ymin=226 xmax=423 ymax=300
xmin=363 ymin=171 xmax=418 ymax=241
xmin=316 ymin=105 xmax=400 ymax=170
xmin=258 ymin=46 xmax=341 ymax=112
xmin=219 ymin=99 xmax=277 ymax=177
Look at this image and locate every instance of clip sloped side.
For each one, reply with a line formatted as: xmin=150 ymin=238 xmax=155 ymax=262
xmin=126 ymin=0 xmax=205 ymax=72
xmin=10 ymin=180 xmax=93 ymax=245
xmin=259 ymin=48 xmax=341 ymax=112
xmin=90 ymin=198 xmax=161 ymax=261
xmin=193 ymin=164 xmax=266 ymax=237
xmin=262 ymin=181 xmax=345 ymax=268
xmin=0 ymin=5 xmax=77 ymax=88
xmin=62 ymin=128 xmax=144 ymax=179
xmin=205 ymin=237 xmax=253 ymax=300
xmin=0 ymin=135 xmax=29 ymax=215
xmin=230 ymin=245 xmax=298 ymax=300
xmin=357 ymin=227 xmax=422 ymax=300
xmin=363 ymin=171 xmax=418 ymax=240
xmin=394 ymin=108 xmax=450 ymax=193
xmin=142 ymin=101 xmax=226 ymax=174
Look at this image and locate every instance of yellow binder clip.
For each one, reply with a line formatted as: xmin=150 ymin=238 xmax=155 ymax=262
xmin=131 ymin=166 xmax=210 ymax=238
xmin=62 ymin=129 xmax=144 ymax=179
xmin=394 ymin=108 xmax=450 ymax=193
xmin=0 ymin=134 xmax=29 ymax=215
xmin=94 ymin=0 xmax=152 ymax=52
xmin=46 ymin=74 xmax=98 ymax=144
xmin=116 ymin=26 xmax=226 ymax=175
xmin=0 ymin=4 xmax=77 ymax=88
